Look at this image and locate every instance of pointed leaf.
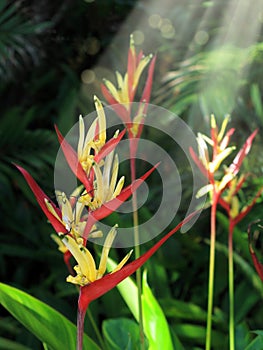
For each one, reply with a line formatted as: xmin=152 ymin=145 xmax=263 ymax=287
xmin=142 ymin=271 xmax=173 ymax=350
xmin=0 ymin=283 xmax=100 ymax=350
xmin=102 ymin=318 xmax=141 ymax=350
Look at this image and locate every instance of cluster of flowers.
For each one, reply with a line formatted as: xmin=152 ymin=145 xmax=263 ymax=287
xmin=191 ymin=114 xmax=263 ymax=250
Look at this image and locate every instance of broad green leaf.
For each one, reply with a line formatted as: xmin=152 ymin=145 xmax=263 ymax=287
xmin=142 ymin=271 xmax=173 ymax=350
xmin=107 ymin=257 xmax=139 ymax=320
xmin=173 ymin=324 xmax=226 ymax=348
xmin=0 ymin=337 xmax=32 ymax=350
xmin=159 ymin=298 xmax=207 ymax=322
xmin=102 ymin=318 xmax=141 ymax=350
xmin=107 ymin=259 xmax=174 ymax=350
xmin=235 ymin=322 xmax=252 ymax=350
xmin=0 ymin=283 xmax=100 ymax=350
xmin=245 ymin=331 xmax=263 ymax=350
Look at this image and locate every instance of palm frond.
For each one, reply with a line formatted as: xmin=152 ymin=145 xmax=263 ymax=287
xmin=0 ymin=0 xmax=50 ymax=80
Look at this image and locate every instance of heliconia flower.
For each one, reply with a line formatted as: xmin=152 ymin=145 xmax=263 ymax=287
xmin=77 ymin=152 xmax=125 ymax=212
xmin=76 ymin=209 xmax=199 ymax=350
xmin=82 ymin=163 xmax=159 ymax=240
xmin=219 ymin=175 xmax=263 ymax=225
xmin=60 ymin=225 xmax=132 ymax=286
xmin=191 ymin=115 xmax=258 ymax=198
xmin=55 ymin=96 xmax=126 ymax=195
xmin=101 ymin=34 xmax=156 ymax=128
xmin=194 ymin=115 xmax=236 ymax=181
xmin=15 ymin=162 xmax=158 ymax=241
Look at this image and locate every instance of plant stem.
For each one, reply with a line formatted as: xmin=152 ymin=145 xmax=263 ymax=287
xmin=228 ymin=222 xmax=235 ymax=350
xmin=130 ymin=153 xmax=145 ymax=350
xmin=87 ymin=307 xmax=106 ymax=349
xmin=205 ymin=192 xmax=219 ymax=350
xmin=77 ymin=308 xmax=85 ymax=350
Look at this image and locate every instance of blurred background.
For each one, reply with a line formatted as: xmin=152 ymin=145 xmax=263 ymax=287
xmin=1 ymin=0 xmax=263 ymax=349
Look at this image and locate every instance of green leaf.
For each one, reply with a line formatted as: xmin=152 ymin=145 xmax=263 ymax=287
xmin=142 ymin=271 xmax=174 ymax=350
xmin=102 ymin=318 xmax=141 ymax=350
xmin=107 ymin=259 xmax=174 ymax=350
xmin=107 ymin=257 xmax=139 ymax=320
xmin=0 ymin=337 xmax=32 ymax=350
xmin=0 ymin=283 xmax=100 ymax=350
xmin=159 ymin=298 xmax=207 ymax=323
xmin=245 ymin=331 xmax=263 ymax=350
xmin=173 ymin=324 xmax=226 ymax=348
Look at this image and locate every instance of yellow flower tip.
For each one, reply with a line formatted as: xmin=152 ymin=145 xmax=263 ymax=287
xmin=230 ymin=196 xmax=240 ymax=219
xmin=114 ymin=129 xmax=120 ymax=138
xmin=89 ymin=230 xmax=103 ymax=239
xmin=111 ymin=249 xmax=133 ymax=274
xmin=211 ymin=114 xmax=216 ymax=129
xmin=51 ymin=234 xmax=68 ymax=254
xmin=130 ymin=33 xmax=135 ymax=48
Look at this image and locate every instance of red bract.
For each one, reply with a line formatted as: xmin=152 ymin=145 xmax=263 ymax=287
xmin=82 ymin=163 xmax=160 ymax=240
xmin=228 ymin=129 xmax=258 ymax=176
xmin=55 ymin=125 xmax=93 ymax=193
xmin=101 ymin=37 xmax=156 ymax=127
xmin=77 ymin=209 xmax=199 ymax=350
xmin=14 ymin=164 xmax=67 ymax=234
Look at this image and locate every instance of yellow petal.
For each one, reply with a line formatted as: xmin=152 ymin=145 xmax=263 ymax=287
xmin=61 ymin=235 xmax=97 ymax=282
xmin=44 ymin=199 xmax=64 ymax=225
xmin=197 ymin=133 xmax=209 ymax=168
xmin=93 ymin=162 xmax=104 ymax=204
xmin=109 ymin=154 xmax=119 ymax=194
xmin=133 ymin=54 xmax=152 ymax=90
xmin=111 ymin=250 xmax=133 ymax=273
xmin=97 ymin=226 xmax=117 ymax=278
xmin=112 ymin=176 xmax=125 ymax=198
xmin=218 ymin=115 xmax=230 ymax=142
xmin=51 ymin=234 xmax=67 ymax=253
xmin=210 ymin=114 xmax=217 ymax=129
xmin=78 ymin=115 xmax=85 ymax=159
xmin=209 ymin=146 xmax=235 ymax=173
xmin=230 ymin=196 xmax=239 ymax=219
xmin=103 ymin=79 xmax=120 ymax=102
xmin=196 ymin=184 xmax=214 ymax=198
xmin=60 ymin=192 xmax=73 ymax=230
xmin=94 ymin=95 xmax=106 ymax=146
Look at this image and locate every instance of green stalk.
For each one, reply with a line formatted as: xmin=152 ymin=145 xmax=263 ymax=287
xmin=205 ymin=191 xmax=219 ymax=350
xmin=228 ymin=222 xmax=235 ymax=350
xmin=87 ymin=307 xmax=106 ymax=349
xmin=130 ymin=151 xmax=145 ymax=350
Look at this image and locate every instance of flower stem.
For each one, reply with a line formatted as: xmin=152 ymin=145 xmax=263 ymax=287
xmin=77 ymin=307 xmax=85 ymax=350
xmin=130 ymin=154 xmax=145 ymax=350
xmin=228 ymin=222 xmax=235 ymax=350
xmin=206 ymin=192 xmax=219 ymax=350
xmin=87 ymin=307 xmax=106 ymax=349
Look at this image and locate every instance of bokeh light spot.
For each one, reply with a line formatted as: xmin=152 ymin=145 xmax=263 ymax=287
xmin=148 ymin=14 xmax=162 ymax=28
xmin=132 ymin=30 xmax=145 ymax=45
xmin=194 ymin=30 xmax=209 ymax=45
xmin=81 ymin=69 xmax=96 ymax=84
